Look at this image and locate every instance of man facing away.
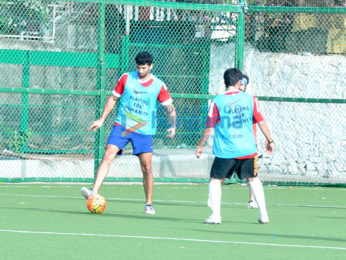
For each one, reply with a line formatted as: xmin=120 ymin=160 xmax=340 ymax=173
xmin=196 ymin=68 xmax=274 ymax=224
xmin=82 ymin=51 xmax=176 ymax=215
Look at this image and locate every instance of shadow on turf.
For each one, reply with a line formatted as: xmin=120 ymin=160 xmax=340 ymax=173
xmin=193 ymin=228 xmax=346 ymax=243
xmin=318 ymin=216 xmax=346 ymax=220
xmin=0 ymin=205 xmax=205 ymax=224
xmin=0 ymin=205 xmax=91 ymax=215
xmin=106 ymin=198 xmax=245 ymax=210
xmin=108 ymin=199 xmax=207 ymax=208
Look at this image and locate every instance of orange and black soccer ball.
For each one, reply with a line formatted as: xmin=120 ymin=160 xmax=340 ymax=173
xmin=86 ymin=194 xmax=107 ymax=214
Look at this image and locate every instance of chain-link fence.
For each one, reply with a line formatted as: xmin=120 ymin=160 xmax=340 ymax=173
xmin=0 ymin=0 xmax=345 ymax=185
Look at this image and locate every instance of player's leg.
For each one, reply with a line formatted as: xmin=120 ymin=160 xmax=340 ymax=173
xmin=205 ymin=157 xmax=234 ymax=224
xmin=93 ymin=144 xmax=120 ymax=192
xmin=248 ymin=177 xmax=268 ymax=223
xmin=205 ymin=178 xmax=223 ymax=224
xmin=132 ymin=132 xmax=155 ymax=214
xmin=138 ymin=153 xmax=153 ymax=203
xmin=81 ymin=125 xmax=128 ymax=199
xmin=248 ymin=186 xmax=258 ymax=209
xmin=242 ymin=156 xmax=268 ymax=223
xmin=81 ymin=144 xmax=120 ymax=199
xmin=138 ymin=152 xmax=155 ymax=214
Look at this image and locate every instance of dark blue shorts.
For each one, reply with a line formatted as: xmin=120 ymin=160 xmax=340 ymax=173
xmin=106 ymin=125 xmax=153 ymax=155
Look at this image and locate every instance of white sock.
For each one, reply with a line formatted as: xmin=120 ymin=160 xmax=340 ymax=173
xmin=208 ymin=180 xmax=221 ymax=219
xmin=249 ymin=178 xmax=268 ymax=220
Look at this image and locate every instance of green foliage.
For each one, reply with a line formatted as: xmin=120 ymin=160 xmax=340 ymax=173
xmin=6 ymin=128 xmax=32 ymax=153
xmin=225 ymin=0 xmax=267 ymax=5
xmin=0 ymin=0 xmax=50 ymax=35
xmin=247 ymin=0 xmax=267 ymax=5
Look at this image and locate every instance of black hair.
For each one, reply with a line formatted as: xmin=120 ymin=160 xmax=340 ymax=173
xmin=223 ymin=68 xmax=243 ymax=88
xmin=135 ymin=51 xmax=153 ymax=65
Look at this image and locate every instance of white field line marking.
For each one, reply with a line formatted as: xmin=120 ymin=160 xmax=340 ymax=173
xmin=0 ymin=193 xmax=345 ymax=209
xmin=0 ymin=229 xmax=345 ymax=251
xmin=1 ymin=184 xmax=346 ymax=192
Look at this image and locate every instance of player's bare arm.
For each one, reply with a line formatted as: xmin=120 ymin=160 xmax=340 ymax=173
xmin=196 ymin=128 xmax=214 ymax=158
xmin=257 ymin=120 xmax=274 ymax=154
xmin=88 ymin=96 xmax=118 ymax=132
xmin=165 ymin=103 xmax=176 ymax=139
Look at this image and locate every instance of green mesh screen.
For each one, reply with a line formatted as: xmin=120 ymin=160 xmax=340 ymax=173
xmin=0 ymin=0 xmax=345 ymax=185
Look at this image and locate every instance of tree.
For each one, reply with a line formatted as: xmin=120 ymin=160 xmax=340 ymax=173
xmin=0 ymin=0 xmax=50 ymax=36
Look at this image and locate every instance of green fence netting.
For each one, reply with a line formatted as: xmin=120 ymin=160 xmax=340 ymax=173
xmin=0 ymin=0 xmax=345 ymax=185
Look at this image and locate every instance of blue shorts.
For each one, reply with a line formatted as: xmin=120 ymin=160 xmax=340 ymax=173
xmin=106 ymin=125 xmax=153 ymax=155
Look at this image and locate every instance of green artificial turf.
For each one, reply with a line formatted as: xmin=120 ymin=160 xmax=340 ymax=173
xmin=0 ymin=184 xmax=345 ymax=259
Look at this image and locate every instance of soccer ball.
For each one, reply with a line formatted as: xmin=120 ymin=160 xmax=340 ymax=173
xmin=87 ymin=194 xmax=107 ymax=214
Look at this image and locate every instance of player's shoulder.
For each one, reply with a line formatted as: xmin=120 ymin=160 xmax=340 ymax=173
xmin=152 ymin=74 xmax=165 ymax=85
xmin=243 ymin=91 xmax=256 ymax=100
xmin=120 ymin=72 xmax=130 ymax=77
xmin=248 ymin=93 xmax=258 ymax=102
xmin=245 ymin=93 xmax=259 ymax=107
xmin=213 ymin=91 xmax=229 ymax=100
xmin=213 ymin=90 xmax=237 ymax=100
xmin=127 ymin=71 xmax=137 ymax=78
xmin=118 ymin=72 xmax=129 ymax=82
xmin=212 ymin=94 xmax=222 ymax=102
xmin=151 ymin=74 xmax=169 ymax=91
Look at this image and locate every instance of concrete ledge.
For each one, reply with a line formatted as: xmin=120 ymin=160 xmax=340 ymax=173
xmin=0 ymin=149 xmax=214 ymax=179
xmin=1 ymin=148 xmax=345 ymax=184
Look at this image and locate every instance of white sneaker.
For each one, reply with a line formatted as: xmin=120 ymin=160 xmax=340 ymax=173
xmin=145 ymin=204 xmax=155 ymax=215
xmin=203 ymin=215 xmax=221 ymax=225
xmin=258 ymin=215 xmax=269 ymax=224
xmin=248 ymin=200 xmax=258 ymax=209
xmin=81 ymin=187 xmax=94 ymax=199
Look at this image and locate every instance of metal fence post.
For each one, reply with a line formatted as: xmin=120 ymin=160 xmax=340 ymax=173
xmin=94 ymin=1 xmax=107 ymax=178
xmin=121 ymin=5 xmax=131 ymax=74
xmin=235 ymin=0 xmax=246 ymax=70
xmin=19 ymin=51 xmax=30 ymax=153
